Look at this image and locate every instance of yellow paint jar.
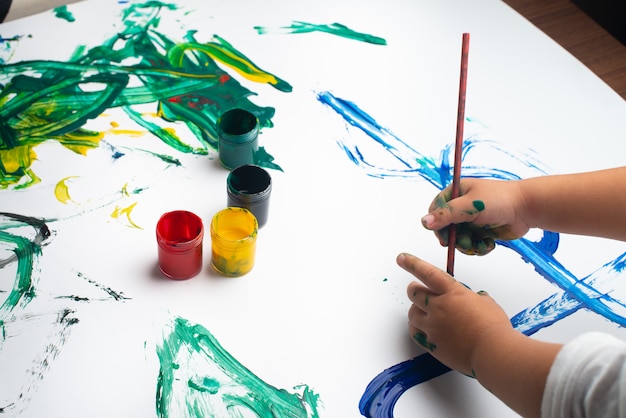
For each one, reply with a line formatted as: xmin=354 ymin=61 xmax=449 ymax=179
xmin=210 ymin=207 xmax=258 ymax=277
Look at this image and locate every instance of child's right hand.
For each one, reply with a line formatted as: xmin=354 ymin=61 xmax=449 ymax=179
xmin=421 ymin=178 xmax=531 ymax=255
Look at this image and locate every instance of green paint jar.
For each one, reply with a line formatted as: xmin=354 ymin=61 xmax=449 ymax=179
xmin=218 ymin=108 xmax=259 ymax=170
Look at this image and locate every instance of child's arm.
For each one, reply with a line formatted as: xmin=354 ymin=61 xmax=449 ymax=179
xmin=521 ymin=167 xmax=626 ymax=241
xmin=398 ymin=253 xmax=562 ymax=418
xmin=422 ymin=167 xmax=626 ymax=255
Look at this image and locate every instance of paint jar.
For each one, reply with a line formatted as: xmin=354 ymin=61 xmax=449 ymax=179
xmin=210 ymin=207 xmax=258 ymax=277
xmin=226 ymin=165 xmax=272 ymax=228
xmin=156 ymin=210 xmax=204 ymax=280
xmin=218 ymin=108 xmax=259 ymax=170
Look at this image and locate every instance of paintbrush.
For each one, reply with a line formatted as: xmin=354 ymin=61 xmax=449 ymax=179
xmin=446 ymin=33 xmax=470 ymax=277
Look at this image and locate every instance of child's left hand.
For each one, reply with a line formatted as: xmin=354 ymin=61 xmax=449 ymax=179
xmin=398 ymin=252 xmax=513 ymax=375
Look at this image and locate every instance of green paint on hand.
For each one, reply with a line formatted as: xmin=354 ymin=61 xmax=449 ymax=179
xmin=463 ymin=200 xmax=486 ymax=216
xmin=433 ymin=194 xmax=448 ymax=210
xmin=472 ymin=200 xmax=485 ymax=212
xmin=413 ymin=331 xmax=436 ymax=352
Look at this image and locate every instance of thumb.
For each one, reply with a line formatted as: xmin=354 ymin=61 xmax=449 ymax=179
xmin=422 ymin=196 xmax=485 ymax=230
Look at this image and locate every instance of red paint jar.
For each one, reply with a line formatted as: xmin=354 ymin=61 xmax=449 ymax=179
xmin=156 ymin=210 xmax=204 ymax=280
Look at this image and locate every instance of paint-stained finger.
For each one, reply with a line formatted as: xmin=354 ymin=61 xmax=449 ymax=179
xmin=397 ymin=253 xmax=455 ymax=295
xmin=407 ymin=282 xmax=432 ymax=312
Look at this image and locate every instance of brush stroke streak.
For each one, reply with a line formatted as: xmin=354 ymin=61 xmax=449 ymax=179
xmin=0 ymin=212 xmax=131 ymax=414
xmin=254 ymin=21 xmax=387 ymax=45
xmin=315 ymin=91 xmax=626 ymax=417
xmin=0 ymin=213 xmax=51 ymax=324
xmin=0 ymin=308 xmax=79 ymax=415
xmin=156 ymin=316 xmax=320 ymax=418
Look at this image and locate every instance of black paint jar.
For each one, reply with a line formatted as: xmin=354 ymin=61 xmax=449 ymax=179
xmin=227 ymin=165 xmax=272 ymax=228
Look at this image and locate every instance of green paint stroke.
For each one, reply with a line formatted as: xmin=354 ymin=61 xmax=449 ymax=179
xmin=156 ymin=316 xmax=321 ymax=417
xmin=0 ymin=213 xmax=51 ymax=338
xmin=0 ymin=1 xmax=289 ymax=189
xmin=53 ymin=5 xmax=75 ymax=22
xmin=255 ymin=21 xmax=386 ymax=45
xmin=0 ymin=215 xmax=50 ymax=309
xmin=413 ymin=331 xmax=436 ymax=352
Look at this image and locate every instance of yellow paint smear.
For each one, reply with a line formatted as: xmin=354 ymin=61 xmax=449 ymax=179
xmin=111 ymin=202 xmax=143 ymax=229
xmin=54 ymin=176 xmax=79 ymax=204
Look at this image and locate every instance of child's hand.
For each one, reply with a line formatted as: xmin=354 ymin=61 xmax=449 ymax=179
xmin=421 ymin=178 xmax=530 ymax=255
xmin=398 ymin=252 xmax=513 ymax=375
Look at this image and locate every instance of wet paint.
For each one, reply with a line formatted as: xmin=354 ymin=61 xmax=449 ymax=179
xmin=210 ymin=208 xmax=257 ymax=277
xmin=53 ymin=5 xmax=75 ymax=22
xmin=254 ymin=21 xmax=386 ymax=45
xmin=315 ymin=91 xmax=626 ymax=417
xmin=0 ymin=308 xmax=80 ymax=415
xmin=111 ymin=202 xmax=143 ymax=229
xmin=0 ymin=212 xmax=129 ymax=414
xmin=0 ymin=214 xmax=50 ymax=320
xmin=54 ymin=176 xmax=79 ymax=204
xmin=156 ymin=211 xmax=204 ymax=280
xmin=156 ymin=316 xmax=320 ymax=417
xmin=0 ymin=1 xmax=288 ymax=190
xmin=359 ymin=354 xmax=450 ymax=418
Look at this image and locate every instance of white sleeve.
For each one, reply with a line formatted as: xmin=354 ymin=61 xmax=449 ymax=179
xmin=541 ymin=332 xmax=626 ymax=418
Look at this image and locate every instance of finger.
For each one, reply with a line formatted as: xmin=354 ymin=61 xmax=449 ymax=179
xmin=407 ymin=282 xmax=432 ymax=312
xmin=408 ymin=303 xmax=426 ymax=327
xmin=397 ymin=253 xmax=455 ymax=294
xmin=423 ymin=196 xmax=486 ymax=232
xmin=437 ymin=224 xmax=497 ymax=255
xmin=456 ymin=226 xmax=496 ymax=255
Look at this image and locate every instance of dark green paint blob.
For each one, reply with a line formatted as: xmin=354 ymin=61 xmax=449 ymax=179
xmin=413 ymin=331 xmax=436 ymax=352
xmin=462 ymin=200 xmax=486 ymax=216
xmin=472 ymin=200 xmax=485 ymax=212
xmin=156 ymin=316 xmax=320 ymax=417
xmin=187 ymin=377 xmax=220 ymax=394
xmin=53 ymin=5 xmax=75 ymax=22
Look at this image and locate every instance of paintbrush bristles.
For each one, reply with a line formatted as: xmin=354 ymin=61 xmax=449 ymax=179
xmin=446 ymin=32 xmax=470 ymax=277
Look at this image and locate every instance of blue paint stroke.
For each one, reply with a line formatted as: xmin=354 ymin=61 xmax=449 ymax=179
xmin=315 ymin=91 xmax=626 ymax=417
xmin=359 ymin=355 xmax=450 ymax=418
